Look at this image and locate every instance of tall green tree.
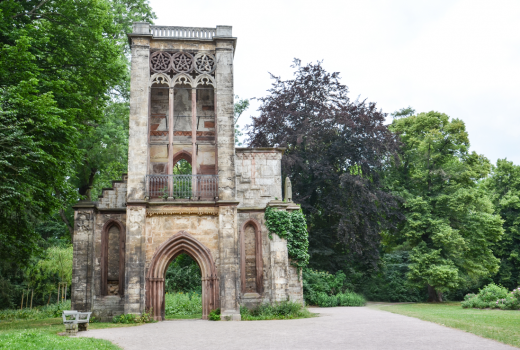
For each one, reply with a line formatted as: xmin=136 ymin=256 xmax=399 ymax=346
xmin=483 ymin=159 xmax=520 ymax=290
xmin=247 ymin=60 xmax=402 ymax=271
xmin=387 ymin=111 xmax=503 ymax=301
xmin=0 ymin=0 xmax=154 ymax=254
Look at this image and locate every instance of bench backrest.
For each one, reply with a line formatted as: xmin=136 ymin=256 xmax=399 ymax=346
xmin=62 ymin=310 xmax=78 ymax=323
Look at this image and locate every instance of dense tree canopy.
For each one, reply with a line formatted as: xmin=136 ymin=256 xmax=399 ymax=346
xmin=0 ymin=0 xmax=154 ymax=262
xmin=387 ymin=112 xmax=503 ymax=301
xmin=247 ymin=60 xmax=402 ymax=271
xmin=483 ymin=159 xmax=520 ymax=290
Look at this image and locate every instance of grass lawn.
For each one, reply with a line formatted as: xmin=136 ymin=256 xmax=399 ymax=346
xmin=371 ymin=302 xmax=520 ymax=348
xmin=165 ymin=313 xmax=202 ymax=320
xmin=0 ymin=317 xmax=141 ymax=349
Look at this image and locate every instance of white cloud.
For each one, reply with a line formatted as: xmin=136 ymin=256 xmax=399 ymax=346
xmin=149 ymin=0 xmax=520 ymax=164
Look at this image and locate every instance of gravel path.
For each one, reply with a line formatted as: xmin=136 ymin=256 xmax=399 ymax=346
xmin=79 ymin=307 xmax=516 ymax=350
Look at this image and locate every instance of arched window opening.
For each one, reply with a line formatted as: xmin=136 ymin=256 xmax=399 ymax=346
xmin=101 ymin=220 xmax=125 ymax=296
xmin=173 ymin=159 xmax=192 ymax=175
xmin=107 ymin=225 xmax=120 ymax=295
xmin=244 ymin=225 xmax=257 ymax=293
xmin=240 ymin=220 xmax=263 ymax=294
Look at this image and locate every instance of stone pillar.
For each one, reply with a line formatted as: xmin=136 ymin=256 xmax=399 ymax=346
xmin=214 ymin=26 xmax=240 ymax=320
xmin=191 ymin=88 xmax=197 ymax=175
xmin=215 ymin=27 xmax=235 ymax=201
xmin=218 ymin=205 xmax=241 ymax=320
xmin=127 ymin=22 xmax=150 ymax=202
xmin=71 ymin=204 xmax=95 ymax=312
xmin=125 ymin=22 xmax=151 ymax=315
xmin=125 ymin=205 xmax=147 ymax=314
xmin=269 ymin=233 xmax=290 ymax=302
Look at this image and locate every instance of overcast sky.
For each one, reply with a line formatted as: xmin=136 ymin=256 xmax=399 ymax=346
xmin=149 ymin=0 xmax=520 ymax=165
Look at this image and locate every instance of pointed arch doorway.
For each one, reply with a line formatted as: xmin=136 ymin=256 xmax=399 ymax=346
xmin=146 ymin=231 xmax=219 ymax=320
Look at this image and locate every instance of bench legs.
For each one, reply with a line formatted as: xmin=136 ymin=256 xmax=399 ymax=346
xmin=65 ymin=323 xmax=77 ymax=336
xmin=78 ymin=323 xmax=89 ymax=332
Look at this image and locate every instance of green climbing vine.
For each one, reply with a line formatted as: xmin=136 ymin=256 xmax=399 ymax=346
xmin=264 ymin=207 xmax=310 ymax=271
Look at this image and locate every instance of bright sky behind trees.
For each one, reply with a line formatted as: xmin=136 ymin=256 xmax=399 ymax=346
xmin=149 ymin=0 xmax=520 ymax=164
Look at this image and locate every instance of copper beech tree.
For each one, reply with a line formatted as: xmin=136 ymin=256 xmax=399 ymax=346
xmin=247 ymin=60 xmax=402 ymax=271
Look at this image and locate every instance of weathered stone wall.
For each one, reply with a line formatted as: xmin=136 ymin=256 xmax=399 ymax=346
xmin=71 ymin=206 xmax=95 ymax=312
xmin=149 ymin=41 xmax=215 ymax=51
xmin=144 ymin=209 xmax=220 ymax=268
xmin=97 ymin=177 xmax=127 ymax=209
xmin=91 ymin=296 xmax=125 ymax=322
xmin=91 ymin=211 xmax=126 ymax=320
xmin=235 ymin=149 xmax=283 ymax=208
xmin=287 ymin=265 xmax=304 ymax=305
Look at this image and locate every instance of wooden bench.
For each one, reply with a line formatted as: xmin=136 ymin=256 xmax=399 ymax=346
xmin=62 ymin=310 xmax=92 ymax=335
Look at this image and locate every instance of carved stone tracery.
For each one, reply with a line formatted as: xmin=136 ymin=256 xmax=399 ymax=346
xmin=171 ymin=52 xmax=194 ymax=73
xmin=194 ymin=53 xmax=216 ymax=74
xmin=150 ymin=51 xmax=171 ymax=73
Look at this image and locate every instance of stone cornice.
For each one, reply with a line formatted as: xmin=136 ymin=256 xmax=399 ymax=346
xmin=146 ymin=207 xmax=219 ymax=217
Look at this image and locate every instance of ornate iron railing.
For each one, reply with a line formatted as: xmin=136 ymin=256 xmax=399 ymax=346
xmin=146 ymin=174 xmax=218 ymax=199
xmin=150 ymin=26 xmax=216 ymax=39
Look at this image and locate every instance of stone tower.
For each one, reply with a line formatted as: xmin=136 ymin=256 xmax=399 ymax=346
xmin=71 ymin=23 xmax=303 ymax=321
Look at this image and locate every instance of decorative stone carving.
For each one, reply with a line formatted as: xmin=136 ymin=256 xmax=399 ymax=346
xmin=284 ymin=177 xmax=292 ymax=202
xmin=173 ymin=131 xmax=215 ymax=136
xmin=171 ymin=52 xmax=194 ymax=73
xmin=146 ymin=207 xmax=219 ymax=216
xmin=128 ymin=207 xmax=144 ymax=231
xmin=150 ymin=51 xmax=171 ymax=73
xmin=194 ymin=74 xmax=216 ymax=87
xmin=172 ymin=73 xmax=194 ymax=87
xmin=194 ymin=53 xmax=216 ymax=74
xmin=150 ymin=73 xmax=171 ymax=87
xmin=76 ymin=212 xmax=92 ymax=234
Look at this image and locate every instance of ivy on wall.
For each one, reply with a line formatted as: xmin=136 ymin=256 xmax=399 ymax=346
xmin=265 ymin=207 xmax=310 ymax=270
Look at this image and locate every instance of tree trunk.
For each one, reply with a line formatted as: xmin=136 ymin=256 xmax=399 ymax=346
xmin=59 ymin=208 xmax=74 ymax=243
xmin=78 ymin=167 xmax=97 ymax=201
xmin=55 ymin=186 xmax=74 ymax=243
xmin=30 ymin=289 xmax=33 ymax=309
xmin=21 ymin=290 xmax=24 ymax=309
xmin=427 ymin=285 xmax=443 ymax=302
xmin=26 ymin=290 xmax=29 ymax=308
xmin=57 ymin=283 xmax=60 ymax=304
xmin=47 ymin=293 xmax=51 ymax=305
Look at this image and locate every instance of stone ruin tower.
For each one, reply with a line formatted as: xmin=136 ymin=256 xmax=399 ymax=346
xmin=71 ymin=22 xmax=303 ymax=321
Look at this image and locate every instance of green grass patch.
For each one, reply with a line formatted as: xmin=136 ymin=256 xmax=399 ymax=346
xmin=0 ymin=330 xmax=118 ymax=350
xmin=0 ymin=316 xmax=140 ymax=349
xmin=0 ymin=301 xmax=72 ymax=321
xmin=372 ymin=302 xmax=520 ymax=348
xmin=240 ymin=301 xmax=317 ymax=321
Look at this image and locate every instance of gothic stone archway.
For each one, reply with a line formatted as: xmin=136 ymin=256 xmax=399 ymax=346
xmin=146 ymin=231 xmax=219 ymax=320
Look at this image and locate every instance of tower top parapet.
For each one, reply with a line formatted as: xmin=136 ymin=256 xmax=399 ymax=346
xmin=130 ymin=22 xmax=233 ymax=40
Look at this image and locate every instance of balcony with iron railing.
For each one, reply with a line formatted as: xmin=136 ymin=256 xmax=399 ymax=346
xmin=146 ymin=174 xmax=218 ymax=200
